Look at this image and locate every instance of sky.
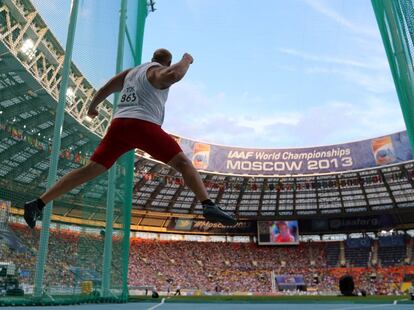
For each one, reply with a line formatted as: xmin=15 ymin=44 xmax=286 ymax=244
xmin=31 ymin=0 xmax=406 ymax=148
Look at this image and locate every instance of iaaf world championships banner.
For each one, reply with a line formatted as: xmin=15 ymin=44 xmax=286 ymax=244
xmin=171 ymin=131 xmax=412 ymax=176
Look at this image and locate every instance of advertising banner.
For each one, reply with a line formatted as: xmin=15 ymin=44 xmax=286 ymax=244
xmin=378 ymin=235 xmax=405 ymax=247
xmin=167 ymin=218 xmax=256 ymax=235
xmin=166 ymin=215 xmax=399 ymax=235
xmin=345 ymin=237 xmax=372 ymax=248
xmin=276 ymin=275 xmax=306 ymax=286
xmin=306 ymin=214 xmax=395 ymax=233
xmin=172 ymin=131 xmax=412 ymax=176
xmin=0 ymin=228 xmax=28 ymax=253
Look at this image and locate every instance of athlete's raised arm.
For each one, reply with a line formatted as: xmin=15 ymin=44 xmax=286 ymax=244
xmin=147 ymin=53 xmax=193 ymax=90
xmin=87 ymin=68 xmax=132 ymax=118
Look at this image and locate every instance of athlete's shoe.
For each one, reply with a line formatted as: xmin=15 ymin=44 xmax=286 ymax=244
xmin=24 ymin=199 xmax=43 ymax=229
xmin=203 ymin=204 xmax=237 ymax=226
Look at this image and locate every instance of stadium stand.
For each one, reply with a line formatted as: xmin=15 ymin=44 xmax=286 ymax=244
xmin=378 ymin=236 xmax=407 ymax=267
xmin=345 ymin=238 xmax=372 ymax=267
xmin=325 ymin=242 xmax=341 ymax=267
xmin=4 ymin=222 xmax=413 ymax=295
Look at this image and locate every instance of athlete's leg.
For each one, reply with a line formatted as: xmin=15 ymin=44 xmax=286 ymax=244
xmin=168 ymin=152 xmax=208 ymax=202
xmin=40 ymin=161 xmax=107 ymax=204
xmin=42 ymin=119 xmax=132 ymax=203
xmin=24 ymin=161 xmax=108 ymax=229
xmin=127 ymin=119 xmax=237 ymax=225
xmin=24 ymin=118 xmax=133 ymax=229
xmin=167 ymin=153 xmax=236 ymax=225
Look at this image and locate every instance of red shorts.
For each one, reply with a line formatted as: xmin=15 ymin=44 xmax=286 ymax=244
xmin=90 ymin=118 xmax=182 ymax=169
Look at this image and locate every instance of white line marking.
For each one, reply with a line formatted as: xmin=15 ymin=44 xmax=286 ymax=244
xmin=394 ymin=298 xmax=408 ymax=304
xmin=330 ymin=304 xmax=393 ymax=310
xmin=146 ymin=297 xmax=165 ymax=310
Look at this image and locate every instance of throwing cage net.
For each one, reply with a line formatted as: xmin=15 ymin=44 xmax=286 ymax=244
xmin=0 ymin=0 xmax=148 ymax=305
xmin=372 ymin=0 xmax=414 ymax=149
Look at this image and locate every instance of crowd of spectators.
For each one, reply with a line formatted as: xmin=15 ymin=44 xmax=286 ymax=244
xmin=8 ymin=223 xmax=108 ymax=288
xmin=122 ymin=237 xmax=413 ymax=295
xmin=1 ymin=223 xmax=413 ymax=295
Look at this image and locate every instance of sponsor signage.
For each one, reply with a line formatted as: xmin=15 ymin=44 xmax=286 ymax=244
xmin=308 ymin=215 xmax=395 ymax=233
xmin=167 ymin=218 xmax=256 ymax=234
xmin=166 ymin=215 xmax=396 ymax=235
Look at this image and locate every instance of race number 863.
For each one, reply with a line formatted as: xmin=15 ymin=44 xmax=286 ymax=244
xmin=120 ymin=93 xmax=137 ymax=103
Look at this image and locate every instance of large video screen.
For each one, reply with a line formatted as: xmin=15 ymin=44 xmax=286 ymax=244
xmin=257 ymin=220 xmax=299 ymax=245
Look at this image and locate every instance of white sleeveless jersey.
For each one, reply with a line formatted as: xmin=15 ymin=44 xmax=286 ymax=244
xmin=113 ymin=62 xmax=169 ymax=125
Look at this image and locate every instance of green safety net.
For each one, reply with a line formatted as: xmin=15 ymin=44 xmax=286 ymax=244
xmin=396 ymin=0 xmax=414 ymax=65
xmin=0 ymin=0 xmax=143 ymax=305
xmin=372 ymin=0 xmax=414 ymax=152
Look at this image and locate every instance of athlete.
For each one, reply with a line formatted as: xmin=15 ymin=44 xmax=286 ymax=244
xmin=23 ymin=49 xmax=237 ymax=228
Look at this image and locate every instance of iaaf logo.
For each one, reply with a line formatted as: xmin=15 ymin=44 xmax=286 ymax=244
xmin=228 ymin=151 xmax=255 ymax=159
xmin=228 ymin=151 xmax=281 ymax=160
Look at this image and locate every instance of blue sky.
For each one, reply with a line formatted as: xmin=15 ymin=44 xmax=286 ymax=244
xmin=32 ymin=0 xmax=405 ymax=148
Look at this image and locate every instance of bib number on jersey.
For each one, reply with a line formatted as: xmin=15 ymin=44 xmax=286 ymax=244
xmin=119 ymin=87 xmax=138 ymax=106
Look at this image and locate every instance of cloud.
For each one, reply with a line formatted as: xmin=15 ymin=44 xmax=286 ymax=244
xmin=304 ymin=65 xmax=395 ymax=94
xmin=163 ymin=81 xmax=301 ymax=146
xmin=278 ymin=47 xmax=394 ymax=94
xmin=260 ymin=96 xmax=405 ymax=148
xmin=302 ymin=0 xmax=379 ymax=38
xmin=163 ymin=80 xmax=404 ymax=148
xmin=278 ymin=48 xmax=386 ymax=70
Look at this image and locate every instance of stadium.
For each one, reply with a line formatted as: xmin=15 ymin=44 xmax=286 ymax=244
xmin=1 ymin=0 xmax=414 ymax=309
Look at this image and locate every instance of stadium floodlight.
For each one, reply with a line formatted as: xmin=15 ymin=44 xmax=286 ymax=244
xmin=84 ymin=115 xmax=93 ymax=123
xmin=148 ymin=0 xmax=156 ymax=12
xmin=27 ymin=90 xmax=38 ymax=98
xmin=20 ymin=39 xmax=35 ymax=59
xmin=66 ymin=87 xmax=75 ymax=101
